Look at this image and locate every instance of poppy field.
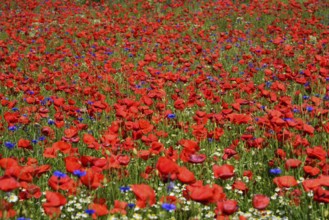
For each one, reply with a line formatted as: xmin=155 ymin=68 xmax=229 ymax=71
xmin=0 ymin=0 xmax=329 ymax=219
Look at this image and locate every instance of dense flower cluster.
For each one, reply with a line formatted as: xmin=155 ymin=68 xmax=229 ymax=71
xmin=0 ymin=0 xmax=328 ymax=219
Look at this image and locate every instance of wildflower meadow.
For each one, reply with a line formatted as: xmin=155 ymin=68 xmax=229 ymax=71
xmin=0 ymin=0 xmax=329 ymax=219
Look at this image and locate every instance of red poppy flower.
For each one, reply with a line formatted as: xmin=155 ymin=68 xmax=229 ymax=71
xmin=179 ymin=139 xmax=200 ymax=162
xmin=177 ymin=166 xmax=196 ymax=184
xmin=252 ymin=194 xmax=270 ymax=210
xmin=83 ymin=133 xmax=97 ymax=145
xmin=43 ymin=147 xmax=58 ymax=158
xmin=216 ymin=200 xmax=238 ymax=216
xmin=141 ymin=166 xmax=154 ymax=180
xmin=313 ymin=187 xmax=329 ymax=203
xmin=156 ymin=157 xmax=179 ymax=181
xmin=150 ymin=141 xmax=164 ymax=155
xmin=179 ymin=139 xmax=199 ymax=152
xmin=186 ymin=184 xmax=214 ymax=204
xmin=319 ymin=175 xmax=329 ymax=187
xmin=285 ymin=159 xmax=302 ymax=170
xmin=174 ymin=98 xmax=186 ymax=110
xmin=41 ymin=126 xmax=55 ymax=139
xmin=276 ymin=149 xmax=287 ymax=159
xmin=160 ymin=195 xmax=179 ymax=204
xmin=188 ymin=153 xmax=207 ymax=163
xmin=109 ymin=200 xmax=127 ymax=215
xmin=232 ymin=180 xmax=248 ymax=194
xmin=52 ymin=141 xmax=72 ymax=154
xmin=19 ymin=183 xmax=42 ymax=200
xmin=138 ymin=150 xmax=151 ymax=161
xmin=213 ymin=164 xmax=235 ymax=180
xmin=306 ymin=146 xmax=326 ymax=161
xmin=212 ymin=127 xmax=225 ymax=140
xmin=64 ymin=156 xmax=82 ymax=173
xmin=302 ymin=179 xmax=321 ymax=192
xmin=3 ymin=112 xmax=19 ymax=124
xmin=5 ymin=165 xmax=34 ymax=182
xmin=42 ymin=191 xmax=67 ymax=217
xmin=184 ymin=181 xmax=226 ymax=204
xmin=227 ymin=113 xmax=252 ymax=124
xmin=0 ymin=158 xmax=18 ymax=169
xmin=88 ymin=203 xmax=109 ymax=218
xmin=0 ymin=176 xmax=20 ymax=192
xmin=131 ymin=184 xmax=156 ymax=208
xmin=17 ymin=139 xmax=32 ymax=150
xmin=62 ymin=128 xmax=80 ymax=143
xmin=222 ymin=148 xmax=238 ymax=160
xmin=34 ymin=164 xmax=51 ymax=177
xmin=273 ymin=176 xmax=298 ymax=188
xmin=243 ymin=170 xmax=253 ymax=180
xmin=48 ymin=175 xmax=76 ymax=194
xmin=116 ymin=155 xmax=130 ymax=166
xmin=0 ymin=199 xmax=16 ymax=218
xmin=165 ymin=146 xmax=179 ymax=161
xmin=138 ymin=119 xmax=154 ymax=134
xmin=303 ymin=166 xmax=320 ymax=176
xmin=80 ymin=169 xmax=104 ymax=189
xmin=303 ymin=124 xmax=314 ymax=135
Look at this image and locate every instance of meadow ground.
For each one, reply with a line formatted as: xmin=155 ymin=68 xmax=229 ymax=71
xmin=0 ymin=0 xmax=329 ymax=219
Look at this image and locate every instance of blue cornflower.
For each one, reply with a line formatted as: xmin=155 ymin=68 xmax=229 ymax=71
xmin=293 ymin=108 xmax=299 ymax=113
xmin=303 ymin=95 xmax=309 ymax=100
xmin=162 ymin=203 xmax=176 ymax=211
xmin=78 ymin=117 xmax=83 ymax=122
xmin=73 ymin=170 xmax=86 ymax=178
xmin=4 ymin=141 xmax=15 ymax=149
xmin=16 ymin=217 xmax=31 ymax=220
xmin=85 ymin=209 xmax=95 ymax=215
xmin=32 ymin=139 xmax=38 ymax=144
xmin=167 ymin=182 xmax=175 ymax=193
xmin=8 ymin=126 xmax=17 ymax=132
xmin=128 ymin=203 xmax=135 ymax=209
xmin=269 ymin=168 xmax=282 ymax=175
xmin=40 ymin=99 xmax=47 ymax=105
xmin=39 ymin=136 xmax=46 ymax=141
xmin=265 ymin=81 xmax=272 ymax=88
xmin=53 ymin=171 xmax=67 ymax=178
xmin=120 ymin=186 xmax=131 ymax=193
xmin=167 ymin=114 xmax=176 ymax=119
xmin=306 ymin=106 xmax=313 ymax=112
xmin=12 ymin=107 xmax=19 ymax=112
xmin=48 ymin=119 xmax=54 ymax=125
